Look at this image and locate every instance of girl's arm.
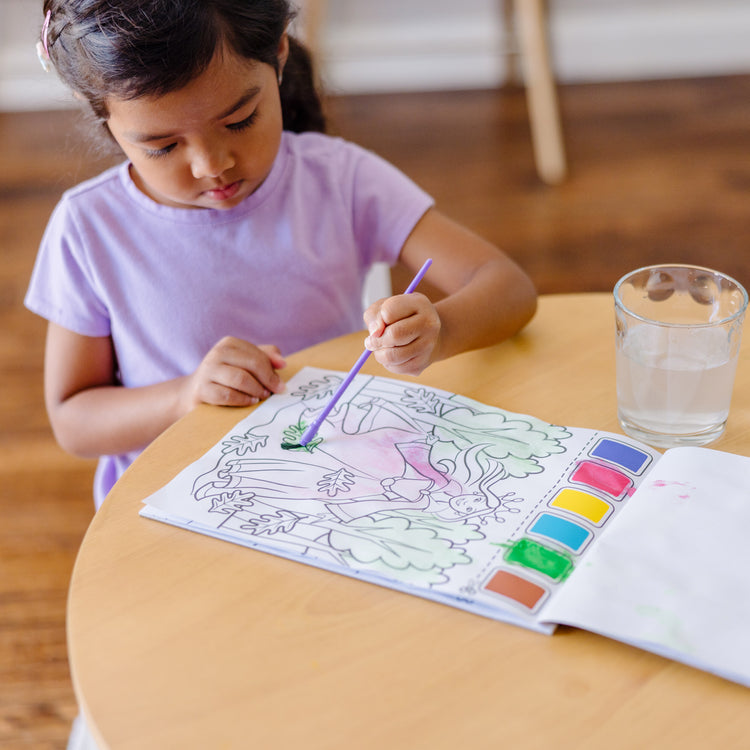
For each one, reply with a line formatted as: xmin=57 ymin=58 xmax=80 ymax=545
xmin=44 ymin=323 xmax=285 ymax=459
xmin=363 ymin=208 xmax=537 ymax=376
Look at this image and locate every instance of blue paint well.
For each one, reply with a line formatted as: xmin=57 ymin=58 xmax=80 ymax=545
xmin=590 ymin=438 xmax=650 ymax=474
xmin=529 ymin=513 xmax=591 ymax=552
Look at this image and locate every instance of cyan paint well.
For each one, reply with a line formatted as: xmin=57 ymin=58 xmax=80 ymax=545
xmin=589 ymin=438 xmax=651 ymax=474
xmin=529 ymin=513 xmax=591 ymax=553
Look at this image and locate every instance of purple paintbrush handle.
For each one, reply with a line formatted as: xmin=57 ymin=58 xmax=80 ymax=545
xmin=297 ymin=258 xmax=432 ymax=446
xmin=297 ymin=349 xmax=372 ymax=446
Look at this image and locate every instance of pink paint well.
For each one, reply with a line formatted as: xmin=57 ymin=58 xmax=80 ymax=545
xmin=570 ymin=461 xmax=632 ymax=499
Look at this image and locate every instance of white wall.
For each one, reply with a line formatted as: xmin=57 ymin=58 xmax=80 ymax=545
xmin=0 ymin=0 xmax=77 ymax=109
xmin=321 ymin=0 xmax=750 ymax=94
xmin=4 ymin=0 xmax=750 ymax=110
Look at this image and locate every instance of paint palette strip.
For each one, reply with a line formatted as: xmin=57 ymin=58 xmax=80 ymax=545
xmin=550 ymin=488 xmax=612 ymax=525
xmin=484 ymin=569 xmax=548 ymax=611
xmin=528 ymin=513 xmax=592 ymax=553
xmin=570 ymin=460 xmax=632 ymax=499
xmin=589 ymin=438 xmax=651 ymax=474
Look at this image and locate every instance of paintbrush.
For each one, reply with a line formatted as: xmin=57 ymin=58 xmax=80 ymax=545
xmin=284 ymin=258 xmax=433 ymax=449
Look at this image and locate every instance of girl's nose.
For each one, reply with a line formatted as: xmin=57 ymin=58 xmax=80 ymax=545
xmin=190 ymin=140 xmax=235 ymax=179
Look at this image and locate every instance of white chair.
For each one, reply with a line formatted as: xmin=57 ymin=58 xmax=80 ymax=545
xmin=361 ymin=262 xmax=392 ymax=308
xmin=511 ymin=0 xmax=567 ymax=184
xmin=299 ymin=0 xmax=567 ymax=185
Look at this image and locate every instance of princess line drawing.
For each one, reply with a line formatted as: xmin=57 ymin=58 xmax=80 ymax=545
xmin=186 ymin=369 xmax=572 ymax=587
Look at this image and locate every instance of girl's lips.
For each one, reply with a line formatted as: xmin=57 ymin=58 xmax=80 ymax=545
xmin=204 ymin=180 xmax=242 ymax=202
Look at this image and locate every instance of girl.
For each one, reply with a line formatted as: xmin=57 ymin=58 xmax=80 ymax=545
xmin=26 ymin=0 xmax=537 ymax=511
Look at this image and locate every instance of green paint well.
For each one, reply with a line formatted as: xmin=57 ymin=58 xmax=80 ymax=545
xmin=503 ymin=537 xmax=574 ymax=581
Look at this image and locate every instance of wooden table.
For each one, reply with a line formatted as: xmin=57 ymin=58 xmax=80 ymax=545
xmin=67 ymin=293 xmax=750 ymax=750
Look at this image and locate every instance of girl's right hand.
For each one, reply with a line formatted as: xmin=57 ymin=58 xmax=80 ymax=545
xmin=44 ymin=326 xmax=287 ymax=460
xmin=181 ymin=336 xmax=286 ymax=413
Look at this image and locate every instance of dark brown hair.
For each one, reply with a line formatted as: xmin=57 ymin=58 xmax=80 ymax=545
xmin=41 ymin=0 xmax=325 ymax=133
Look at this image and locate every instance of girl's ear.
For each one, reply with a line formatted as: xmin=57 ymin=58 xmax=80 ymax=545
xmin=277 ymin=32 xmax=290 ymax=80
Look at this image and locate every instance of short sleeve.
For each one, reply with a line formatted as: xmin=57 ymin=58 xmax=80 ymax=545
xmin=25 ymin=196 xmax=111 ymax=337
xmin=346 ymin=143 xmax=434 ymax=267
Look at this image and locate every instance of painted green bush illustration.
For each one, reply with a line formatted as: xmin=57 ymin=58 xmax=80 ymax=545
xmin=328 ymin=512 xmax=483 ymax=585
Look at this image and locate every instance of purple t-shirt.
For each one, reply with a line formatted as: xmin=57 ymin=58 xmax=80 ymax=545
xmin=26 ymin=131 xmax=433 ymax=507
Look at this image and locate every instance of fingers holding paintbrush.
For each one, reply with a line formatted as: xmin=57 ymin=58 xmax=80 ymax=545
xmin=363 ymin=291 xmax=441 ymax=376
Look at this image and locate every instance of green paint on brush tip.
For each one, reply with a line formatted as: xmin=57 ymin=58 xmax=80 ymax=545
xmin=503 ymin=537 xmax=574 ymax=582
xmin=280 ymin=419 xmax=323 ymax=452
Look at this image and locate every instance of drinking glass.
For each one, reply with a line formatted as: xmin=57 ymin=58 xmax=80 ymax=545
xmin=614 ymin=264 xmax=748 ymax=448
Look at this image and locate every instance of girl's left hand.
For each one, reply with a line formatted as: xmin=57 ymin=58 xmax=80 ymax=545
xmin=363 ymin=292 xmax=441 ymax=376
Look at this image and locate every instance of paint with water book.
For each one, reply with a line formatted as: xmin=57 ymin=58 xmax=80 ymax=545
xmin=140 ymin=367 xmax=750 ymax=688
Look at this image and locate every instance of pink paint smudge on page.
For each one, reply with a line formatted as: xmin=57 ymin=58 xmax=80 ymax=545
xmin=649 ymin=479 xmax=695 ymax=501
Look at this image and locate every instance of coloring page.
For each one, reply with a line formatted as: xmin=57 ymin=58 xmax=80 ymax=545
xmin=142 ymin=368 xmax=658 ymax=631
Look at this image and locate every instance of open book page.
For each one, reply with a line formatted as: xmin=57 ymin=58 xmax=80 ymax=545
xmin=543 ymin=447 xmax=750 ymax=687
xmin=141 ymin=367 xmax=659 ymax=633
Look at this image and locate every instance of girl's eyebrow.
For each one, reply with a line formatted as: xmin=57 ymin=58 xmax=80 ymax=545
xmin=124 ymin=86 xmax=262 ymax=143
xmin=216 ymin=86 xmax=262 ymax=120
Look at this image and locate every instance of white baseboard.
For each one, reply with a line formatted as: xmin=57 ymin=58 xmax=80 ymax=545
xmin=0 ymin=75 xmax=77 ymax=111
xmin=3 ymin=3 xmax=750 ymax=110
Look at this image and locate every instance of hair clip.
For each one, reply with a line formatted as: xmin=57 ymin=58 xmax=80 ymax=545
xmin=36 ymin=10 xmax=52 ymax=73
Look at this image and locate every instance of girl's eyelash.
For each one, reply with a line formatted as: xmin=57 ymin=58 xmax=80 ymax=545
xmin=142 ymin=111 xmax=257 ymax=158
xmin=227 ymin=111 xmax=258 ymax=132
xmin=145 ymin=143 xmax=176 ymax=159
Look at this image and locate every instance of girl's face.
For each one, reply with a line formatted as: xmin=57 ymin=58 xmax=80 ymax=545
xmin=106 ymin=41 xmax=287 ymax=210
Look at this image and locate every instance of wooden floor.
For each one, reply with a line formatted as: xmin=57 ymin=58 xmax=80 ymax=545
xmin=3 ymin=74 xmax=750 ymax=748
